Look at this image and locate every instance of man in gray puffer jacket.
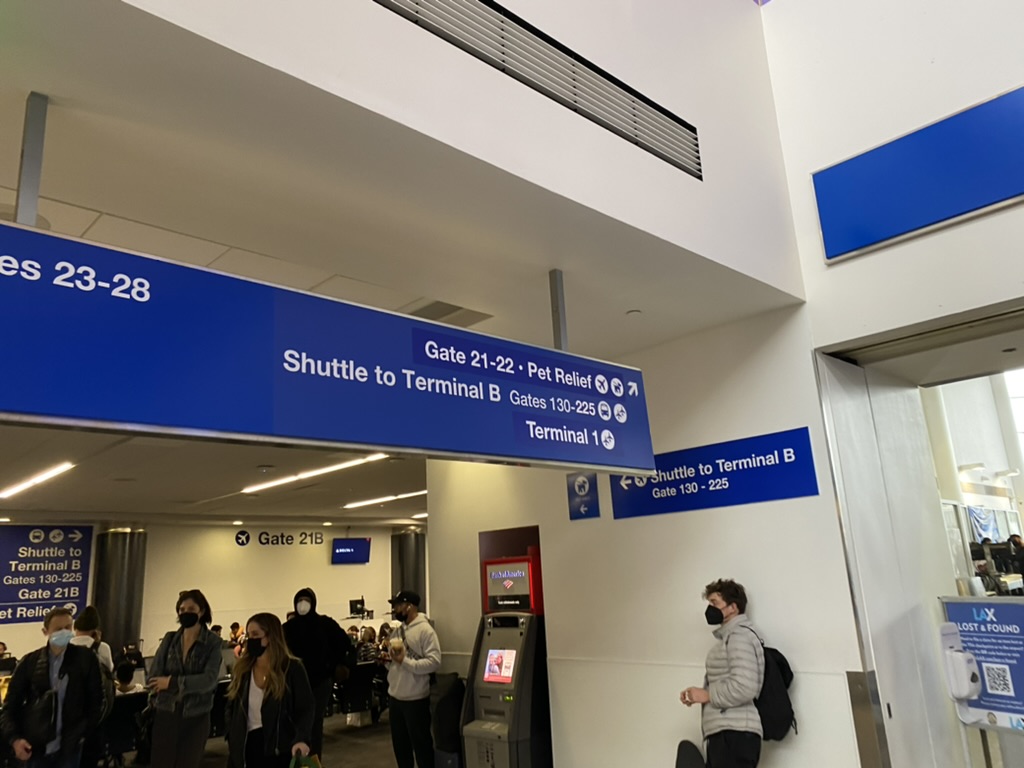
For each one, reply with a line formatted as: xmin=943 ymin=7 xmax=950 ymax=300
xmin=681 ymin=579 xmax=764 ymax=768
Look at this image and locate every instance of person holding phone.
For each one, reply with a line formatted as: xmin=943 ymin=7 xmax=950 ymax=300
xmin=226 ymin=613 xmax=314 ymax=768
xmin=149 ymin=589 xmax=224 ymax=768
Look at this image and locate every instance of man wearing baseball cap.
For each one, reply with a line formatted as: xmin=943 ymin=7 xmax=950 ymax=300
xmin=386 ymin=590 xmax=442 ymax=768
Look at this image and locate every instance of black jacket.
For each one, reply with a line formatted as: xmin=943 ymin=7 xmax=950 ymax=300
xmin=282 ymin=588 xmax=352 ymax=686
xmin=0 ymin=644 xmax=105 ymax=757
xmin=226 ymin=660 xmax=314 ymax=768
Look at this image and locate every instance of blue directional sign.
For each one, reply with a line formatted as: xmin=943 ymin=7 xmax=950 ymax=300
xmin=0 ymin=223 xmax=654 ymax=472
xmin=610 ymin=428 xmax=818 ymax=519
xmin=567 ymin=471 xmax=600 ymax=521
xmin=944 ymin=599 xmax=1024 ymax=730
xmin=0 ymin=525 xmax=92 ymax=624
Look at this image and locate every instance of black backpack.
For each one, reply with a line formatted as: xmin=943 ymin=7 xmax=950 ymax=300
xmin=742 ymin=627 xmax=796 ymax=741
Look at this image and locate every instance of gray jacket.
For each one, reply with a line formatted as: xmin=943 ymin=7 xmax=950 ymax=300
xmin=150 ymin=627 xmax=223 ymax=717
xmin=387 ymin=615 xmax=441 ymax=701
xmin=702 ymin=615 xmax=764 ymax=738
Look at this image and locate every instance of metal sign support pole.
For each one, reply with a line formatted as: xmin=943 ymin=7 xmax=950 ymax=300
xmin=15 ymin=91 xmax=49 ymax=226
xmin=549 ymin=268 xmax=567 ymax=352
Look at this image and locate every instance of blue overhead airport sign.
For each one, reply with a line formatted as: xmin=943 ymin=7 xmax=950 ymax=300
xmin=610 ymin=428 xmax=818 ymax=519
xmin=943 ymin=599 xmax=1024 ymax=730
xmin=0 ymin=223 xmax=654 ymax=472
xmin=0 ymin=525 xmax=92 ymax=624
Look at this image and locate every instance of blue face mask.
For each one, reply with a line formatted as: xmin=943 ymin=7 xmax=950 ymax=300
xmin=48 ymin=629 xmax=74 ymax=648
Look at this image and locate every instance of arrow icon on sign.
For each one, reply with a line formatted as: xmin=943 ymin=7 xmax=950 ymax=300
xmin=69 ymin=530 xmax=83 ymax=542
xmin=619 ymin=476 xmax=632 ymax=490
xmin=628 ymin=382 xmax=639 ymax=397
xmin=580 ymin=504 xmax=588 ymax=515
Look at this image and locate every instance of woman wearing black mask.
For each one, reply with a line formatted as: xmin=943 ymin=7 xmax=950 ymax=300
xmin=226 ymin=613 xmax=314 ymax=768
xmin=149 ymin=589 xmax=224 ymax=768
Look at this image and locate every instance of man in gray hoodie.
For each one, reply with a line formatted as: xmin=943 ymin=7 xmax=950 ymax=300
xmin=386 ymin=590 xmax=442 ymax=768
xmin=680 ymin=579 xmax=764 ymax=768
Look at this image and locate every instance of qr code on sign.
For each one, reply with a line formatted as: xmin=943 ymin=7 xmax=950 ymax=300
xmin=983 ymin=663 xmax=1015 ymax=697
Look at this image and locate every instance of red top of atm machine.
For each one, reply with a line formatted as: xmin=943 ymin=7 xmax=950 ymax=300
xmin=481 ymin=550 xmax=544 ymax=616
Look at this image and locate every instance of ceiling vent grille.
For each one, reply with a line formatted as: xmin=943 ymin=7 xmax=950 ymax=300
xmin=373 ymin=0 xmax=702 ymax=180
xmin=406 ymin=299 xmax=493 ymax=328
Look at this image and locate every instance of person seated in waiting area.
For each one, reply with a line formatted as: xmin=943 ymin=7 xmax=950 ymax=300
xmin=377 ymin=624 xmax=392 ymax=653
xmin=347 ymin=625 xmax=360 ymax=643
xmin=357 ymin=627 xmax=378 ymax=663
xmin=0 ymin=640 xmax=10 ymax=658
xmin=229 ymin=623 xmax=243 ymax=647
xmin=115 ymin=662 xmax=146 ymax=695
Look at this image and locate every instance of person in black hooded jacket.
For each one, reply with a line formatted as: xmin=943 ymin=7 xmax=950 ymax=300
xmin=282 ymin=588 xmax=353 ymax=758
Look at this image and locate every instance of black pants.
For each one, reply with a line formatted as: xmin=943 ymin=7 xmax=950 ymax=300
xmin=706 ymin=730 xmax=761 ymax=768
xmin=151 ymin=709 xmax=211 ymax=768
xmin=389 ymin=697 xmax=434 ymax=768
xmin=310 ymin=678 xmax=334 ymax=758
xmin=244 ymin=728 xmax=291 ymax=768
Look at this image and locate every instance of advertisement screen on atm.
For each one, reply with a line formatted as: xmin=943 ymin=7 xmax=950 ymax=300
xmin=487 ymin=560 xmax=531 ymax=612
xmin=483 ymin=649 xmax=517 ymax=684
xmin=331 ymin=538 xmax=371 ymax=565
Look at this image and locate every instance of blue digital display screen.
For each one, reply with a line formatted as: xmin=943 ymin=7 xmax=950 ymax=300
xmin=332 ymin=538 xmax=372 ymax=565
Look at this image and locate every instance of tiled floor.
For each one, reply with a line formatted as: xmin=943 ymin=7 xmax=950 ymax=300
xmin=197 ymin=713 xmax=397 ymax=768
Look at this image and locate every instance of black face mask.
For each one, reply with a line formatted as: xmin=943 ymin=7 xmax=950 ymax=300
xmin=246 ymin=638 xmax=267 ymax=658
xmin=705 ymin=605 xmax=725 ymax=626
xmin=393 ymin=610 xmax=407 ymax=623
xmin=178 ymin=612 xmax=200 ymax=629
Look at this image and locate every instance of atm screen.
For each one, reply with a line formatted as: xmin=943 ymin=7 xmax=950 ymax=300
xmin=483 ymin=649 xmax=517 ymax=683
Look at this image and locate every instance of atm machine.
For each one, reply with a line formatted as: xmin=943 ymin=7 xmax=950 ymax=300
xmin=461 ymin=554 xmax=552 ymax=768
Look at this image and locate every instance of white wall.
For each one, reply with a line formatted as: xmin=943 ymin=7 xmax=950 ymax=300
xmin=139 ymin=524 xmax=392 ymax=655
xmin=941 ymin=378 xmax=1012 ymax=473
xmin=762 ymin=0 xmax=1024 ymax=348
xmin=428 ymin=306 xmax=863 ymax=767
xmin=123 ymin=0 xmax=802 ymax=298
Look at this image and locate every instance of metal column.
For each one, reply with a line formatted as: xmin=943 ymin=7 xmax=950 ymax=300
xmin=93 ymin=528 xmax=148 ymax=657
xmin=548 ymin=269 xmax=567 ymax=352
xmin=15 ymin=92 xmax=49 ymax=227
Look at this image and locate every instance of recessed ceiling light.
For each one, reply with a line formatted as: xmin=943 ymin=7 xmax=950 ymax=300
xmin=0 ymin=517 xmax=11 ymax=523
xmin=0 ymin=461 xmax=75 ymax=499
xmin=232 ymin=520 xmax=244 ymax=526
xmin=343 ymin=489 xmax=428 ymax=510
xmin=242 ymin=453 xmax=387 ymax=494
xmin=412 ymin=513 xmax=429 ymax=519
xmin=322 ymin=521 xmax=333 ymax=527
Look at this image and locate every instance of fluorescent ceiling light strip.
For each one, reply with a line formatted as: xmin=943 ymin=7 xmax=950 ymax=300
xmin=343 ymin=489 xmax=428 ymax=509
xmin=412 ymin=513 xmax=429 ymax=519
xmin=242 ymin=453 xmax=387 ymax=493
xmin=0 ymin=461 xmax=75 ymax=499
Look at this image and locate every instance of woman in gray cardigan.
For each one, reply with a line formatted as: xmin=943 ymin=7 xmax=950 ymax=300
xmin=680 ymin=579 xmax=765 ymax=768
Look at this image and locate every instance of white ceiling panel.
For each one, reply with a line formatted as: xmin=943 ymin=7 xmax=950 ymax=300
xmin=0 ymin=422 xmax=427 ymax=527
xmin=83 ymin=214 xmax=229 ymax=266
xmin=0 ymin=186 xmax=100 ymax=236
xmin=209 ymin=248 xmax=333 ymax=290
xmin=314 ymin=274 xmax=421 ymax=311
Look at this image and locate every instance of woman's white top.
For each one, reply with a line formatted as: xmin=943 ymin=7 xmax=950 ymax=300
xmin=247 ymin=672 xmax=265 ymax=732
